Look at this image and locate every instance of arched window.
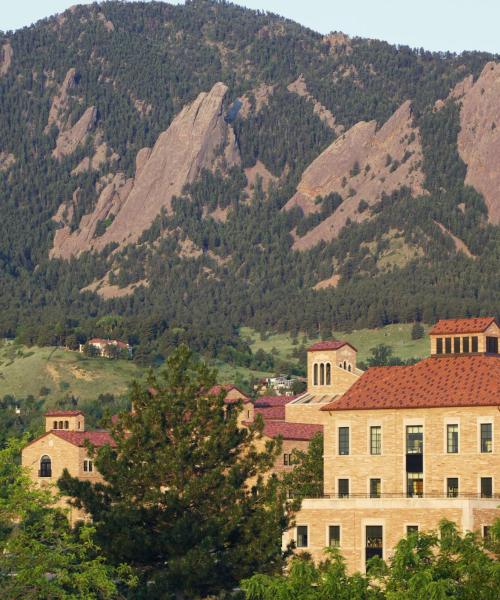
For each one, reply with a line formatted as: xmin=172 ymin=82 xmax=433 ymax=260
xmin=58 ymin=421 xmax=63 ymax=429
xmin=343 ymin=361 xmax=347 ymax=370
xmin=39 ymin=455 xmax=52 ymax=478
xmin=313 ymin=363 xmax=318 ymax=385
xmin=53 ymin=421 xmax=57 ymax=429
xmin=64 ymin=421 xmax=69 ymax=429
xmin=326 ymin=363 xmax=331 ymax=385
xmin=77 ymin=421 xmax=81 ymax=430
xmin=348 ymin=364 xmax=352 ymax=372
xmin=320 ymin=363 xmax=325 ymax=385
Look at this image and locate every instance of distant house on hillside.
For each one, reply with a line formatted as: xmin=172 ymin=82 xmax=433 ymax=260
xmin=79 ymin=338 xmax=132 ymax=358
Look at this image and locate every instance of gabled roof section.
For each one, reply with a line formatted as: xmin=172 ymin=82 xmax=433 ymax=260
xmin=262 ymin=421 xmax=323 ymax=441
xmin=52 ymin=430 xmax=116 ymax=447
xmin=308 ymin=340 xmax=357 ymax=352
xmin=321 ymin=355 xmax=500 ymax=411
xmin=208 ymin=384 xmax=251 ymax=403
xmin=429 ymin=317 xmax=497 ymax=335
xmin=44 ymin=410 xmax=84 ymax=417
xmin=254 ymin=395 xmax=295 ymax=420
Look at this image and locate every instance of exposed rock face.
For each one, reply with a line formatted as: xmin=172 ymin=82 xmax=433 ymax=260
xmin=0 ymin=151 xmax=15 ymax=171
xmin=51 ymin=82 xmax=240 ymax=258
xmin=285 ymin=100 xmax=426 ymax=250
xmin=53 ymin=106 xmax=97 ymax=159
xmin=0 ymin=42 xmax=13 ymax=76
xmin=457 ymin=62 xmax=500 ymax=224
xmin=287 ymin=75 xmax=342 ymax=133
xmin=45 ymin=68 xmax=78 ymax=132
xmin=238 ymin=83 xmax=274 ymax=117
xmin=71 ymin=141 xmax=119 ymax=175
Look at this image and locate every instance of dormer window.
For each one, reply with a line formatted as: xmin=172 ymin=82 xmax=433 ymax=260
xmin=462 ymin=337 xmax=469 ymax=352
xmin=445 ymin=338 xmax=452 ymax=353
xmin=453 ymin=338 xmax=460 ymax=353
xmin=471 ymin=336 xmax=478 ymax=352
xmin=53 ymin=421 xmax=57 ymax=429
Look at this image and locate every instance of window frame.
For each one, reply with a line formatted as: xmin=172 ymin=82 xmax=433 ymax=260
xmin=370 ymin=425 xmax=382 ymax=455
xmin=446 ymin=477 xmax=459 ymax=498
xmin=39 ymin=455 xmax=52 ymax=478
xmin=369 ymin=477 xmax=382 ymax=498
xmin=471 ymin=336 xmax=478 ymax=352
xmin=327 ymin=524 xmax=341 ymax=548
xmin=436 ymin=337 xmax=443 ymax=354
xmin=479 ymin=422 xmax=493 ymax=454
xmin=446 ymin=423 xmax=459 ymax=454
xmin=480 ymin=477 xmax=493 ymax=498
xmin=406 ymin=425 xmax=423 ymax=454
xmin=445 ymin=337 xmax=452 ymax=353
xmin=462 ymin=336 xmax=470 ymax=353
xmin=338 ymin=426 xmax=350 ymax=456
xmin=296 ymin=525 xmax=309 ymax=548
xmin=338 ymin=478 xmax=350 ymax=498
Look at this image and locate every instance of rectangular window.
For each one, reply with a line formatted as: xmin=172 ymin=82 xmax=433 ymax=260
xmin=370 ymin=478 xmax=381 ymax=498
xmin=480 ymin=477 xmax=493 ymax=498
xmin=462 ymin=337 xmax=470 ymax=353
xmin=436 ymin=338 xmax=443 ymax=354
xmin=407 ymin=472 xmax=423 ymax=497
xmin=453 ymin=337 xmax=461 ymax=353
xmin=447 ymin=424 xmax=459 ymax=453
xmin=53 ymin=421 xmax=57 ymax=429
xmin=283 ymin=453 xmax=292 ymax=466
xmin=480 ymin=423 xmax=492 ymax=453
xmin=365 ymin=525 xmax=383 ymax=564
xmin=338 ymin=479 xmax=349 ymax=498
xmin=370 ymin=426 xmax=381 ymax=455
xmin=445 ymin=338 xmax=452 ymax=353
xmin=338 ymin=427 xmax=349 ymax=455
xmin=447 ymin=477 xmax=459 ymax=498
xmin=83 ymin=460 xmax=93 ymax=473
xmin=471 ymin=336 xmax=478 ymax=352
xmin=328 ymin=525 xmax=340 ymax=547
xmin=406 ymin=425 xmax=423 ymax=454
xmin=296 ymin=525 xmax=308 ymax=548
xmin=483 ymin=526 xmax=490 ymax=539
xmin=406 ymin=525 xmax=419 ymax=534
xmin=486 ymin=337 xmax=498 ymax=354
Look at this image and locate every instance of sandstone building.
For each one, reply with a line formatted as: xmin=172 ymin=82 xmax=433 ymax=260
xmin=284 ymin=317 xmax=500 ymax=572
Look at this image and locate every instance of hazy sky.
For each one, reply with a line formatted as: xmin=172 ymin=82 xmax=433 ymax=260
xmin=3 ymin=0 xmax=500 ymax=55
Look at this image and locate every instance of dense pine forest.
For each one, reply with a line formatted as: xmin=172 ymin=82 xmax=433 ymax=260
xmin=0 ymin=0 xmax=499 ymax=366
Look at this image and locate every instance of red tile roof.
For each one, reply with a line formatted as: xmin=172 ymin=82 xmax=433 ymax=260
xmin=45 ymin=410 xmax=84 ymax=417
xmin=208 ymin=384 xmax=251 ymax=403
xmin=429 ymin=317 xmax=497 ymax=335
xmin=52 ymin=430 xmax=116 ymax=447
xmin=262 ymin=421 xmax=323 ymax=441
xmin=254 ymin=395 xmax=294 ymax=419
xmin=308 ymin=340 xmax=357 ymax=352
xmin=321 ymin=355 xmax=500 ymax=411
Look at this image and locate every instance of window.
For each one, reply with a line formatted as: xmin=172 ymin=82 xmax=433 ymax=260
xmin=338 ymin=479 xmax=349 ymax=498
xmin=406 ymin=525 xmax=419 ymax=534
xmin=406 ymin=425 xmax=423 ymax=454
xmin=462 ymin=337 xmax=470 ymax=353
xmin=483 ymin=526 xmax=491 ymax=540
xmin=453 ymin=337 xmax=460 ymax=353
xmin=445 ymin=338 xmax=452 ymax=353
xmin=407 ymin=472 xmax=423 ymax=497
xmin=328 ymin=525 xmax=340 ymax=547
xmin=480 ymin=477 xmax=492 ymax=498
xmin=436 ymin=338 xmax=443 ymax=354
xmin=320 ymin=363 xmax=325 ymax=385
xmin=283 ymin=453 xmax=292 ymax=466
xmin=447 ymin=477 xmax=459 ymax=498
xmin=83 ymin=459 xmax=93 ymax=473
xmin=326 ymin=363 xmax=331 ymax=385
xmin=78 ymin=421 xmax=81 ymax=430
xmin=370 ymin=478 xmax=381 ymax=498
xmin=59 ymin=420 xmax=63 ymax=429
xmin=370 ymin=426 xmax=381 ymax=455
xmin=313 ymin=363 xmax=318 ymax=385
xmin=39 ymin=455 xmax=52 ymax=478
xmin=447 ymin=424 xmax=459 ymax=453
xmin=471 ymin=336 xmax=478 ymax=352
xmin=338 ymin=427 xmax=349 ymax=455
xmin=480 ymin=423 xmax=492 ymax=453
xmin=296 ymin=525 xmax=308 ymax=548
xmin=365 ymin=526 xmax=383 ymax=563
xmin=348 ymin=364 xmax=352 ymax=372
xmin=64 ymin=420 xmax=69 ymax=429
xmin=53 ymin=420 xmax=57 ymax=429
xmin=486 ymin=337 xmax=498 ymax=354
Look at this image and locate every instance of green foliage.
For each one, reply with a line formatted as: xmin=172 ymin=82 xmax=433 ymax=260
xmin=411 ymin=322 xmax=425 ymax=340
xmin=0 ymin=437 xmax=136 ymax=598
xmin=242 ymin=520 xmax=500 ymax=600
xmin=58 ymin=346 xmax=292 ymax=598
xmin=282 ymin=433 xmax=324 ymax=504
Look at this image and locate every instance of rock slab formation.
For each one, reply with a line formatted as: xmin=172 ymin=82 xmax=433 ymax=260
xmin=285 ymin=100 xmax=426 ymax=250
xmin=0 ymin=42 xmax=13 ymax=76
xmin=52 ymin=82 xmax=240 ymax=258
xmin=457 ymin=61 xmax=500 ymax=224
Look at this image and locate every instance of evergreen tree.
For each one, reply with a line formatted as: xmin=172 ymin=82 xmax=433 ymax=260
xmin=59 ymin=346 xmax=292 ymax=598
xmin=411 ymin=322 xmax=425 ymax=340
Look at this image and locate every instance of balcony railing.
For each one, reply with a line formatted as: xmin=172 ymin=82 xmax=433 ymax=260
xmin=304 ymin=492 xmax=500 ymax=500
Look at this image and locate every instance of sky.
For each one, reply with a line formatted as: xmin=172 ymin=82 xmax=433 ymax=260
xmin=2 ymin=0 xmax=500 ymax=55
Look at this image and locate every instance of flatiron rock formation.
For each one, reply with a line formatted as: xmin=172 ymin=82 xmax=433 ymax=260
xmin=457 ymin=62 xmax=500 ymax=224
xmin=285 ymin=100 xmax=426 ymax=250
xmin=287 ymin=75 xmax=342 ymax=133
xmin=51 ymin=82 xmax=240 ymax=258
xmin=0 ymin=42 xmax=13 ymax=76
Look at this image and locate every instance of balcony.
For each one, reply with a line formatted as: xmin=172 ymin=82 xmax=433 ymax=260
xmin=303 ymin=492 xmax=500 ymax=500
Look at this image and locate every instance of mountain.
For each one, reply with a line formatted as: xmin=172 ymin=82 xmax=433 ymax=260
xmin=0 ymin=0 xmax=498 ymax=365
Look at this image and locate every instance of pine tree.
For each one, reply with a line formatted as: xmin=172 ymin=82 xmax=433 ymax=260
xmin=411 ymin=322 xmax=425 ymax=340
xmin=59 ymin=345 xmax=291 ymax=598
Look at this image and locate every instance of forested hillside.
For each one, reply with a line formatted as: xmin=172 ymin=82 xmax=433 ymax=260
xmin=0 ymin=0 xmax=498 ymax=365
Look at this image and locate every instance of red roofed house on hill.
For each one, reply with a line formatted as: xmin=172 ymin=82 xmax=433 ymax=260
xmin=80 ymin=338 xmax=132 ymax=358
xmin=22 ymin=410 xmax=114 ymax=523
xmin=284 ymin=317 xmax=500 ymax=572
